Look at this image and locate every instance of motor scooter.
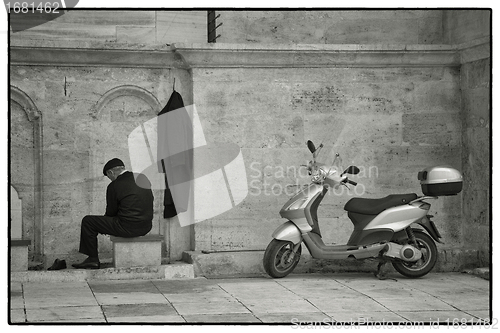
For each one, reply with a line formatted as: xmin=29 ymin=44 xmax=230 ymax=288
xmin=263 ymin=140 xmax=463 ymax=279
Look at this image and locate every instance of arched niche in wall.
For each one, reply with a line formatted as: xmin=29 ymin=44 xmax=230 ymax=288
xmin=90 ymin=84 xmax=161 ymax=178
xmin=89 ymin=85 xmax=163 ymax=256
xmin=93 ymin=85 xmax=162 ymax=119
xmin=10 ymin=85 xmax=43 ymax=259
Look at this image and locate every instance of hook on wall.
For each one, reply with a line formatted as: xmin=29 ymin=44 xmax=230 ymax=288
xmin=173 ymin=78 xmax=176 ymax=91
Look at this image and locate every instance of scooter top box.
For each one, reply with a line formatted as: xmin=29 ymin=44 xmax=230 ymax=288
xmin=418 ymin=166 xmax=463 ymax=196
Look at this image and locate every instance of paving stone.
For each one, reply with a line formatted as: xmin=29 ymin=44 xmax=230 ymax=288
xmin=465 ymin=310 xmax=491 ymax=321
xmin=163 ymin=291 xmax=235 ymax=303
xmin=25 ymin=305 xmax=105 ymax=322
xmin=437 ymin=296 xmax=490 ymax=311
xmin=10 ymin=295 xmax=24 ymax=309
xmin=307 ymin=296 xmax=389 ymax=313
xmin=375 ymin=297 xmax=456 ymax=312
xmin=255 ymin=312 xmax=333 ymax=324
xmin=106 ymin=315 xmax=185 ymax=323
xmin=242 ymin=298 xmax=321 ymax=314
xmin=102 ymin=303 xmax=178 ymax=318
xmin=171 ymin=299 xmax=250 ymax=315
xmin=277 ymin=282 xmax=365 ymax=298
xmin=152 ymin=278 xmax=222 ymax=294
xmin=218 ymin=281 xmax=300 ymax=300
xmin=396 ymin=310 xmax=477 ymax=322
xmin=89 ymin=280 xmax=158 ymax=293
xmin=23 ymin=282 xmax=98 ymax=308
xmin=9 ymin=309 xmax=26 ymax=323
xmin=325 ymin=311 xmax=408 ymax=323
xmin=94 ymin=292 xmax=169 ymax=305
xmin=183 ymin=313 xmax=261 ymax=323
xmin=356 ymin=286 xmax=432 ymax=299
xmin=10 ymin=282 xmax=23 ymax=293
xmin=37 ymin=318 xmax=107 ymax=323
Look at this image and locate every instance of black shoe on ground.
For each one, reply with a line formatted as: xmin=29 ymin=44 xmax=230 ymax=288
xmin=48 ymin=259 xmax=67 ymax=271
xmin=72 ymin=257 xmax=100 ymax=269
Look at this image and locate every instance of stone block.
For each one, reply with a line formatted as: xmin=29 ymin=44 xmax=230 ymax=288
xmin=117 ymin=27 xmax=156 ymax=44
xmin=418 ymin=16 xmax=443 ymax=44
xmin=163 ymin=263 xmax=195 ymax=279
xmin=462 ymin=87 xmax=490 ymax=128
xmin=462 ymin=58 xmax=490 ymax=89
xmin=402 ymin=113 xmax=461 ymax=146
xmin=445 ymin=10 xmax=490 ymax=44
xmin=183 ymin=251 xmax=266 ymax=277
xmin=111 ymin=235 xmax=163 ymax=268
xmin=156 ymin=11 xmax=207 ymax=44
xmin=324 ymin=17 xmax=419 ymax=44
xmin=56 ymin=10 xmax=156 ymax=26
xmin=11 ymin=240 xmax=31 ymax=271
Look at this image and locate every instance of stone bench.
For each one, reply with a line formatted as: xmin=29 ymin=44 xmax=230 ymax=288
xmin=110 ymin=234 xmax=163 ymax=268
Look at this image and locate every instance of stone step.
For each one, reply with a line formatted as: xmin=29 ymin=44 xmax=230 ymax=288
xmin=10 ymin=261 xmax=195 ymax=282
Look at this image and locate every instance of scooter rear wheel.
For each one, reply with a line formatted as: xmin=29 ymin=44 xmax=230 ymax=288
xmin=392 ymin=230 xmax=437 ymax=278
xmin=263 ymin=239 xmax=302 ymax=278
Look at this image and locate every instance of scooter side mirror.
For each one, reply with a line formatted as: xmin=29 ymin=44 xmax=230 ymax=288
xmin=307 ymin=140 xmax=316 ymax=154
xmin=343 ymin=166 xmax=360 ymax=175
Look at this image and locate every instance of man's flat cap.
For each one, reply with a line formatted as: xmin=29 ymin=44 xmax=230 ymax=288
xmin=103 ymin=158 xmax=125 ymax=175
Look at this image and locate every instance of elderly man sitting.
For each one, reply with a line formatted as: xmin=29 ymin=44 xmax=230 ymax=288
xmin=72 ymin=158 xmax=154 ymax=269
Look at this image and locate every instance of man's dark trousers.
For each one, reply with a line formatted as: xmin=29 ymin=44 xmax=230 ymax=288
xmin=79 ymin=215 xmax=152 ymax=258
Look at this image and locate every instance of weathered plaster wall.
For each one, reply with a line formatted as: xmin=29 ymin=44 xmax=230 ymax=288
xmin=218 ymin=10 xmax=443 ymax=44
xmin=192 ymin=66 xmax=462 ymax=253
xmin=444 ymin=9 xmax=491 ymax=265
xmin=9 ymin=10 xmax=207 ymax=44
xmin=460 ymin=57 xmax=490 ymax=266
xmin=443 ymin=10 xmax=490 ymax=44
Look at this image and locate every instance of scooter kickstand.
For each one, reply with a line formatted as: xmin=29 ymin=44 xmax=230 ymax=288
xmin=374 ymin=260 xmax=397 ymax=281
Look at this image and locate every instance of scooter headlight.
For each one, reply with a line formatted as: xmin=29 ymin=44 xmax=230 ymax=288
xmin=311 ymin=168 xmax=326 ymax=184
xmin=285 ymin=198 xmax=309 ymax=210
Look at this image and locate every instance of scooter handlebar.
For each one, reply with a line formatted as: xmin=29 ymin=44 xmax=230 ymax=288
xmin=345 ymin=179 xmax=358 ymax=186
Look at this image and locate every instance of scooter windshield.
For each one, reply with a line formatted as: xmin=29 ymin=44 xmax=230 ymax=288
xmin=315 ymin=144 xmax=342 ymax=171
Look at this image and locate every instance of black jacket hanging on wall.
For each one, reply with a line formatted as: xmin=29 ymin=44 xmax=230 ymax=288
xmin=157 ymin=90 xmax=193 ymax=218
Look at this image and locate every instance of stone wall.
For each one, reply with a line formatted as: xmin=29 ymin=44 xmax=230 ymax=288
xmin=9 ymin=9 xmax=491 ymax=271
xmin=443 ymin=10 xmax=490 ymax=44
xmin=444 ymin=10 xmax=491 ymax=265
xmin=191 ymin=66 xmax=462 ymax=252
xmin=9 ymin=10 xmax=207 ymax=44
xmin=218 ymin=10 xmax=443 ymax=44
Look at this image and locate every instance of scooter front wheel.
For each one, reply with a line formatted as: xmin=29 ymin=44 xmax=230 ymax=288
xmin=392 ymin=230 xmax=437 ymax=278
xmin=263 ymin=239 xmax=302 ymax=278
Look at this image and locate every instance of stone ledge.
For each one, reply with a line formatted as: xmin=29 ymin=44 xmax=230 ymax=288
xmin=183 ymin=247 xmax=487 ymax=278
xmin=8 ymin=42 xmax=474 ymax=69
xmin=172 ymin=42 xmax=461 ymax=68
xmin=10 ymin=262 xmax=195 ymax=282
xmin=10 ymin=45 xmax=185 ymax=68
xmin=10 ymin=39 xmax=489 ymax=68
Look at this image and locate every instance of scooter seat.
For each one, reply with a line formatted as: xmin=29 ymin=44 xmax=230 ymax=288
xmin=344 ymin=193 xmax=418 ymax=215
